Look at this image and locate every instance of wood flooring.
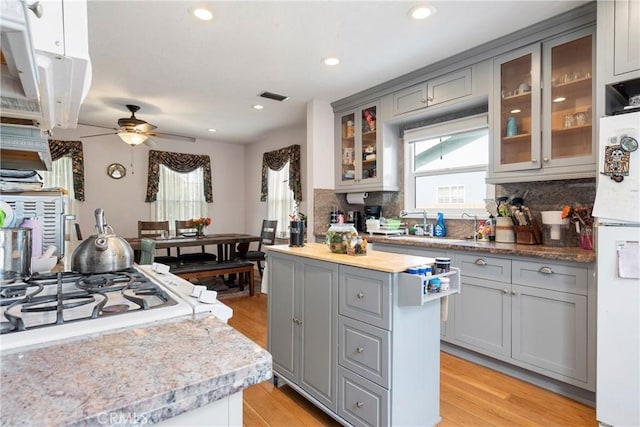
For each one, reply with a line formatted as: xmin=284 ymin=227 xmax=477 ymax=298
xmin=225 ymin=294 xmax=597 ymax=426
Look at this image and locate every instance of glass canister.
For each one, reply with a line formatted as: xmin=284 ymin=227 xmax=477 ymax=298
xmin=326 ymin=223 xmax=358 ymax=254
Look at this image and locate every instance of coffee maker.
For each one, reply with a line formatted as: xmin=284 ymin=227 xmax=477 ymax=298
xmin=364 ymin=205 xmax=382 ymax=219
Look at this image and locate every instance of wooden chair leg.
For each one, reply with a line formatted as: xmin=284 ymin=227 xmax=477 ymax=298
xmin=258 ymin=261 xmax=264 ymax=277
xmin=249 ymin=269 xmax=255 ymax=296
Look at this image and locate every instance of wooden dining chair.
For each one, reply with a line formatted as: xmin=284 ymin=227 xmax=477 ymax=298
xmin=175 ymin=220 xmax=217 ymax=262
xmin=235 ymin=219 xmax=277 ymax=277
xmin=137 ymin=220 xmax=179 ymax=264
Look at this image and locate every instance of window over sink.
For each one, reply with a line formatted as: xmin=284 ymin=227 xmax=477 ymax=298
xmin=404 ymin=114 xmax=494 ymax=218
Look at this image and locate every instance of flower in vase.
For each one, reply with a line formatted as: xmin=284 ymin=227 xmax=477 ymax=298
xmin=189 ymin=217 xmax=211 ymax=235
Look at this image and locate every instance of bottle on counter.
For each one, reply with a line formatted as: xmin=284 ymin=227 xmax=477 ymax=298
xmin=20 ymin=217 xmax=43 ymax=257
xmin=434 ymin=212 xmax=446 ymax=237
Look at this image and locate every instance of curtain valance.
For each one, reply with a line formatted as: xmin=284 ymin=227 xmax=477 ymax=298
xmin=260 ymin=144 xmax=301 ymax=203
xmin=48 ymin=140 xmax=85 ymax=201
xmin=145 ymin=150 xmax=213 ymax=202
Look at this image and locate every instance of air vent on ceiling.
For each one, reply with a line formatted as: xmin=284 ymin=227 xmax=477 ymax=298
xmin=258 ymin=91 xmax=289 ymax=102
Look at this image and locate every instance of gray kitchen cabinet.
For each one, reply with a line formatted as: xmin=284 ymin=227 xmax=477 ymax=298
xmin=392 ymin=68 xmax=472 ymax=116
xmin=598 ymin=0 xmax=640 ymax=82
xmin=335 ymin=102 xmax=399 ymax=193
xmin=451 ymin=252 xmax=595 ymax=391
xmin=268 ymin=245 xmax=459 ymax=426
xmin=267 ymin=253 xmax=339 ymax=411
xmin=488 ymin=26 xmax=596 ymax=183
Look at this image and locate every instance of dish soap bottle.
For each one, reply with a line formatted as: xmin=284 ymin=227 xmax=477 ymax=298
xmin=434 ymin=212 xmax=446 ymax=237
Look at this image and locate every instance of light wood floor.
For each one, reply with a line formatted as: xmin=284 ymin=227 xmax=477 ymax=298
xmin=224 ymin=294 xmax=597 ymax=426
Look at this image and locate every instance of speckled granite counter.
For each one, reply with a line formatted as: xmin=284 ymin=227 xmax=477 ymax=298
xmin=359 ymin=234 xmax=595 ymax=263
xmin=1 ymin=315 xmax=272 ymax=426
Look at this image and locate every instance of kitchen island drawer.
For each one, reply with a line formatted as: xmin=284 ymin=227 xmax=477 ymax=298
xmin=338 ymin=366 xmax=389 ymax=427
xmin=339 ymin=265 xmax=392 ymax=330
xmin=455 ymin=253 xmax=511 ymax=283
xmin=339 ymin=316 xmax=390 ymax=388
xmin=512 ymin=260 xmax=589 ymax=295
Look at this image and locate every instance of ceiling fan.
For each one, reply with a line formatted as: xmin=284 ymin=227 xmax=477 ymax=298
xmin=81 ymin=104 xmax=196 ymax=146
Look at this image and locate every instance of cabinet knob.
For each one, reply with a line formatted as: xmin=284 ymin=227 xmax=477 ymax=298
xmin=503 ymin=289 xmax=509 ymax=294
xmin=356 ymin=347 xmax=364 ymax=354
xmin=421 ymin=98 xmax=427 ymax=103
xmin=543 ymin=157 xmax=549 ymax=163
xmin=28 ymin=1 xmax=43 ymax=18
xmin=511 ymin=290 xmax=517 ymax=296
xmin=538 ymin=266 xmax=554 ymax=274
xmin=474 ymin=258 xmax=487 ymax=266
xmin=427 ymin=96 xmax=434 ymax=102
xmin=356 ymin=401 xmax=364 ymax=408
xmin=531 ymin=159 xmax=538 ymax=163
xmin=356 ymin=292 xmax=365 ymax=299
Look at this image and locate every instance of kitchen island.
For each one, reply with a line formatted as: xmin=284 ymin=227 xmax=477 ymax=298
xmin=1 ymin=315 xmax=272 ymax=426
xmin=267 ymin=243 xmax=458 ymax=426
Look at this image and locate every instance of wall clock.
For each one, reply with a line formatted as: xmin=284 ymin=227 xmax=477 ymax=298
xmin=107 ymin=163 xmax=126 ymax=179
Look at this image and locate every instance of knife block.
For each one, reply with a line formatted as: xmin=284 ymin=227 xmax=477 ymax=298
xmin=514 ymin=220 xmax=542 ymax=245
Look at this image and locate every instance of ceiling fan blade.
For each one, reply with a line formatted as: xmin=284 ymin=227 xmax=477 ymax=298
xmin=79 ymin=123 xmax=119 ymax=131
xmin=149 ymin=132 xmax=196 ymax=143
xmin=80 ymin=132 xmax=118 ymax=138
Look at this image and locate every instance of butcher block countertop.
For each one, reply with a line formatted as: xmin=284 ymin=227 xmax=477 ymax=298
xmin=267 ymin=243 xmax=435 ymax=272
xmin=0 ymin=315 xmax=272 ymax=426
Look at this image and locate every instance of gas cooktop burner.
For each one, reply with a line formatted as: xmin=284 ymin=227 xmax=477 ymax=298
xmin=0 ymin=268 xmax=179 ymax=335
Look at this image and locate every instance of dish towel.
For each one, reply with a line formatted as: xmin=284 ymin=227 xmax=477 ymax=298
xmin=261 ymin=262 xmax=269 ymax=294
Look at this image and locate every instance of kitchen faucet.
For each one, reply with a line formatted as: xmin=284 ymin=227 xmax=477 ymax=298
xmin=461 ymin=212 xmax=478 ymax=241
xmin=400 ymin=210 xmax=433 ymax=236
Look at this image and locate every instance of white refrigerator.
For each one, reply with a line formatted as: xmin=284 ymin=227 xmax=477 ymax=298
xmin=593 ymin=112 xmax=640 ymax=427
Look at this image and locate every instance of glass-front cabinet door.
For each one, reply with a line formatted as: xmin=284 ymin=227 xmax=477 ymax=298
xmin=543 ymin=29 xmax=594 ymax=168
xmin=493 ymin=45 xmax=541 ymax=172
xmin=337 ymin=103 xmax=379 ymax=189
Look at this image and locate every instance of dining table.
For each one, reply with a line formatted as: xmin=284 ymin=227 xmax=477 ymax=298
xmin=125 ymin=233 xmax=262 ymax=262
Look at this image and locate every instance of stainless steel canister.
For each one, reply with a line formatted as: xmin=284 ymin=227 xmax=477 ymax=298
xmin=0 ymin=227 xmax=32 ymax=283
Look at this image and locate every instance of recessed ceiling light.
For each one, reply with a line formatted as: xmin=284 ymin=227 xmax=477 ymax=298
xmin=553 ymin=97 xmax=566 ymax=103
xmin=510 ymin=109 xmax=522 ymax=114
xmin=192 ymin=7 xmax=213 ymax=21
xmin=409 ymin=5 xmax=435 ymax=20
xmin=253 ymin=104 xmax=264 ymax=110
xmin=322 ymin=57 xmax=340 ymax=66
xmin=208 ymin=128 xmax=217 ymax=132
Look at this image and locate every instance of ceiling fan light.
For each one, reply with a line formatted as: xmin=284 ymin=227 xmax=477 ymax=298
xmin=118 ymin=132 xmax=148 ymax=146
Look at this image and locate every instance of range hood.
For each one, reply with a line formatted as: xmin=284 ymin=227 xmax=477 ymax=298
xmin=0 ymin=124 xmax=51 ymax=171
xmin=0 ymin=0 xmax=92 ymax=131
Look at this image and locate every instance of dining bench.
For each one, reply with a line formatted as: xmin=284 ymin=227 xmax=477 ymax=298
xmin=171 ymin=260 xmax=256 ymax=296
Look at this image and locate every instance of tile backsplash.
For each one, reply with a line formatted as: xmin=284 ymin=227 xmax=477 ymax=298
xmin=314 ymin=178 xmax=596 ymax=242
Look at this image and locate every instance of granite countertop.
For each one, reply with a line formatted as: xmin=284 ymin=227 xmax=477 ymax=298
xmin=363 ymin=234 xmax=595 ymax=263
xmin=267 ymin=243 xmax=436 ymax=272
xmin=1 ymin=315 xmax=272 ymax=426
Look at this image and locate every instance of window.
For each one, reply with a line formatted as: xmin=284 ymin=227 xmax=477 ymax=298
xmin=267 ymin=161 xmax=294 ymax=238
xmin=404 ymin=114 xmax=494 ymax=218
xmin=154 ymin=164 xmax=207 ymax=231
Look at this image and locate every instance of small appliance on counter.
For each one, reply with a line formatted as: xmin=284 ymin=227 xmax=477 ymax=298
xmin=364 ymin=205 xmax=382 ymax=219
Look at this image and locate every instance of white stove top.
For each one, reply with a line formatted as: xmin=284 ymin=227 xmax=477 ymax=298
xmin=0 ymin=265 xmax=232 ymax=354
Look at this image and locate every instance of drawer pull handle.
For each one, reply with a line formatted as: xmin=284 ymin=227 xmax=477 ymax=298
xmin=356 ymin=347 xmax=364 ymax=353
xmin=474 ymin=258 xmax=487 ymax=265
xmin=538 ymin=267 xmax=554 ymax=274
xmin=356 ymin=401 xmax=364 ymax=408
xmin=503 ymin=289 xmax=509 ymax=294
xmin=293 ymin=318 xmax=302 ymax=325
xmin=356 ymin=292 xmax=365 ymax=299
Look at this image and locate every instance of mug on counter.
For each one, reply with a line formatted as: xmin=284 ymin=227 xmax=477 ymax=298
xmin=495 ymin=217 xmax=516 ymax=243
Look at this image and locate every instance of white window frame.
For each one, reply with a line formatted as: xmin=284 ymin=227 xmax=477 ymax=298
xmin=267 ymin=161 xmax=294 ymax=239
xmin=404 ymin=113 xmax=494 ymax=219
xmin=153 ymin=165 xmax=208 ymax=232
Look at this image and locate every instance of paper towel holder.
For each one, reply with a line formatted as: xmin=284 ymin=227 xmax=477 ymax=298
xmin=346 ymin=192 xmax=369 ymax=205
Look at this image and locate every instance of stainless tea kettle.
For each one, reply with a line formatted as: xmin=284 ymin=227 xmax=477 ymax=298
xmin=71 ymin=208 xmax=134 ymax=274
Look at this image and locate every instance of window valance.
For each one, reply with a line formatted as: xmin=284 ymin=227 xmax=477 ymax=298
xmin=48 ymin=140 xmax=85 ymax=201
xmin=260 ymin=144 xmax=301 ymax=203
xmin=145 ymin=150 xmax=213 ymax=203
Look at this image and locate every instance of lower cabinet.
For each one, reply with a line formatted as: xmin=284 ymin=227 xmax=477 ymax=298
xmin=267 ymin=254 xmax=339 ymax=410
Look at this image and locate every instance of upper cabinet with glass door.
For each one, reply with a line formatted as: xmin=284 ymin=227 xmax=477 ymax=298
xmin=488 ymin=27 xmax=596 ymax=183
xmin=335 ymin=103 xmax=399 ymax=192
